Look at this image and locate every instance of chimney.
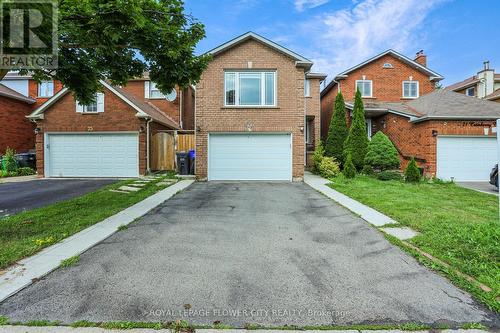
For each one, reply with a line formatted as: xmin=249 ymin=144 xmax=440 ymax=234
xmin=484 ymin=60 xmax=490 ymax=70
xmin=414 ymin=50 xmax=427 ymax=67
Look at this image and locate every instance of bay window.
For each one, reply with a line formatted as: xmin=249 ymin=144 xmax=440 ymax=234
xmin=224 ymin=71 xmax=276 ymax=106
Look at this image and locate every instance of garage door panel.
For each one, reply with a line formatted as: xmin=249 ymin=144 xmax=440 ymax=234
xmin=209 ymin=134 xmax=292 ymax=181
xmin=437 ymin=136 xmax=497 ymax=181
xmin=48 ymin=134 xmax=139 ymax=177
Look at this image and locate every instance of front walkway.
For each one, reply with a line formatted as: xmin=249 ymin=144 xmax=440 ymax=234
xmin=0 ymin=182 xmax=495 ymax=327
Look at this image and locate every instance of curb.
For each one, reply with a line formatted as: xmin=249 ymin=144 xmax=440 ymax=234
xmin=0 ymin=180 xmax=194 ymax=303
xmin=0 ymin=327 xmax=491 ymax=333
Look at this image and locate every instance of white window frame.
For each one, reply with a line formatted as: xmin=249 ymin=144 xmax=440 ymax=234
xmin=304 ymin=79 xmax=311 ymax=97
xmin=465 ymin=87 xmax=475 ymax=97
xmin=76 ymin=93 xmax=104 ymax=114
xmin=38 ymin=80 xmax=54 ymax=97
xmin=149 ymin=82 xmax=165 ymax=99
xmin=224 ymin=71 xmax=276 ymax=107
xmin=402 ymin=80 xmax=419 ymax=99
xmin=355 ymin=80 xmax=373 ymax=98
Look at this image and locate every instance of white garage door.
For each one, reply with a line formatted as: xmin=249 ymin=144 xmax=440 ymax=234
xmin=208 ymin=133 xmax=292 ymax=181
xmin=47 ymin=133 xmax=139 ymax=177
xmin=437 ymin=136 xmax=497 ymax=181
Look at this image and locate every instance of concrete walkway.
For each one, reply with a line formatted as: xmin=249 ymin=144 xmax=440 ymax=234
xmin=303 ymin=172 xmax=397 ymax=227
xmin=0 ymin=327 xmax=491 ymax=333
xmin=0 ymin=180 xmax=194 ymax=303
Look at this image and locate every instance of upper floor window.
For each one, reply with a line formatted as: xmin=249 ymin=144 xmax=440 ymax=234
xmin=304 ymin=79 xmax=311 ymax=97
xmin=466 ymin=87 xmax=475 ymax=97
xmin=402 ymin=81 xmax=419 ymax=98
xmin=76 ymin=93 xmax=104 ymax=113
xmin=355 ymin=80 xmax=372 ymax=97
xmin=225 ymin=71 xmax=276 ymax=107
xmin=149 ymin=82 xmax=165 ymax=99
xmin=38 ymin=81 xmax=54 ymax=97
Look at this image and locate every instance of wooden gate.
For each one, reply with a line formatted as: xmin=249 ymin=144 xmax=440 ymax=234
xmin=151 ymin=132 xmax=175 ymax=170
xmin=151 ymin=133 xmax=195 ymax=171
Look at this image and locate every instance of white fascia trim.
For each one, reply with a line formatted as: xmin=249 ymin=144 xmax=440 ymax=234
xmin=207 ymin=32 xmax=312 ymax=63
xmin=306 ymin=72 xmax=327 ymax=80
xmin=410 ymin=115 xmax=499 ymax=123
xmin=336 ymin=49 xmax=444 ymax=80
xmin=27 ymin=87 xmax=69 ymax=119
xmin=99 ymin=80 xmax=149 ymax=117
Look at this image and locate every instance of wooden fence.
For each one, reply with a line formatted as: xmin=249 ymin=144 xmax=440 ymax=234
xmin=151 ymin=132 xmax=195 ymax=171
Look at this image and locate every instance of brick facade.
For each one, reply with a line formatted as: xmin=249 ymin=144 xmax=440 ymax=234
xmin=373 ymin=114 xmax=497 ymax=177
xmin=321 ymin=53 xmax=436 ymax=141
xmin=121 ymin=80 xmax=195 ymax=130
xmin=196 ymin=39 xmax=320 ymax=181
xmin=33 ymin=87 xmax=171 ymax=177
xmin=0 ymin=95 xmax=35 ymax=154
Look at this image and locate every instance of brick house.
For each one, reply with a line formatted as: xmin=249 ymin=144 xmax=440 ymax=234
xmin=0 ymin=72 xmax=64 ymax=155
xmin=321 ymin=50 xmax=500 ymax=181
xmin=26 ymin=77 xmax=194 ymax=177
xmin=446 ymin=61 xmax=500 ymax=102
xmin=195 ymin=32 xmax=326 ymax=181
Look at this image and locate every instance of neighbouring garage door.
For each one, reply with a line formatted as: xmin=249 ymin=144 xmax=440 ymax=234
xmin=208 ymin=133 xmax=292 ymax=181
xmin=436 ymin=136 xmax=497 ymax=181
xmin=47 ymin=133 xmax=139 ymax=177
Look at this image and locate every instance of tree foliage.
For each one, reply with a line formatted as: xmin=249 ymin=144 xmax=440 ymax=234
xmin=343 ymin=90 xmax=369 ymax=170
xmin=364 ymin=131 xmax=400 ymax=171
xmin=404 ymin=158 xmax=421 ymax=182
xmin=2 ymin=0 xmax=210 ymax=104
xmin=312 ymin=141 xmax=325 ymax=174
xmin=343 ymin=153 xmax=356 ymax=179
xmin=325 ymin=92 xmax=348 ymax=163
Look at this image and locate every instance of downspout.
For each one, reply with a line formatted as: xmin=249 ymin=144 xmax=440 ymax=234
xmin=304 ymin=73 xmax=307 ymax=168
xmin=146 ymin=117 xmax=153 ymax=174
xmin=179 ymin=89 xmax=184 ymax=129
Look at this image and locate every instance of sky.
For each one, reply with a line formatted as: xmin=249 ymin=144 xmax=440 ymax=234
xmin=184 ymin=0 xmax=500 ymax=87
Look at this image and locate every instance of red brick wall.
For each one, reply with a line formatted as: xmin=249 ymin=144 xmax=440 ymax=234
xmin=373 ymin=113 xmax=497 ymax=177
xmin=121 ymin=80 xmax=182 ymax=126
xmin=196 ymin=39 xmax=312 ymax=180
xmin=0 ymin=95 xmax=35 ymax=154
xmin=182 ymin=86 xmax=195 ymax=130
xmin=34 ymin=87 xmax=150 ymax=176
xmin=29 ymin=79 xmax=64 ymax=108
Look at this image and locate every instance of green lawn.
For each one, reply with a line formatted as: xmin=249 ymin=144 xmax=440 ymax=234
xmin=0 ymin=174 xmax=176 ymax=270
xmin=329 ymin=176 xmax=500 ymax=310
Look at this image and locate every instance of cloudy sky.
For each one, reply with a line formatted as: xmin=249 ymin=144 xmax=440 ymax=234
xmin=184 ymin=0 xmax=500 ymax=87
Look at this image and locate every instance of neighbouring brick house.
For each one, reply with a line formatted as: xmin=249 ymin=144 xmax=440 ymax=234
xmin=26 ymin=76 xmax=194 ymax=177
xmin=0 ymin=72 xmax=64 ymax=155
xmin=446 ymin=61 xmax=500 ymax=103
xmin=321 ymin=50 xmax=500 ymax=181
xmin=195 ymin=32 xmax=325 ymax=181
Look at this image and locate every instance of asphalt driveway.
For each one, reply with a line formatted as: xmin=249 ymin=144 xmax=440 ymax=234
xmin=0 ymin=182 xmax=497 ymax=327
xmin=0 ymin=179 xmax=117 ymax=217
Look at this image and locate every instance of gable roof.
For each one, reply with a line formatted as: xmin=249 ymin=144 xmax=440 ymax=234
xmin=27 ymin=81 xmax=179 ymax=129
xmin=485 ymin=88 xmax=500 ymax=101
xmin=321 ymin=49 xmax=444 ymax=96
xmin=408 ymin=89 xmax=500 ymax=122
xmin=0 ymin=84 xmax=35 ymax=104
xmin=207 ymin=31 xmax=313 ymax=68
xmin=445 ymin=76 xmax=479 ymax=91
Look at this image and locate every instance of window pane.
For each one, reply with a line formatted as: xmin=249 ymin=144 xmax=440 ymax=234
xmin=225 ymin=73 xmax=235 ymax=105
xmin=239 ymin=73 xmax=261 ymax=105
xmin=410 ymin=83 xmax=417 ymax=97
xmin=364 ymin=82 xmax=371 ymax=96
xmin=403 ymin=83 xmax=410 ymax=97
xmin=304 ymin=79 xmax=310 ymax=97
xmin=356 ymin=82 xmax=363 ymax=94
xmin=150 ymin=82 xmax=164 ymax=98
xmin=265 ymin=73 xmax=275 ymax=105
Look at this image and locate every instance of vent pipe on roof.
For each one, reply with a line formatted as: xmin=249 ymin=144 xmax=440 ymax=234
xmin=484 ymin=61 xmax=490 ymax=70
